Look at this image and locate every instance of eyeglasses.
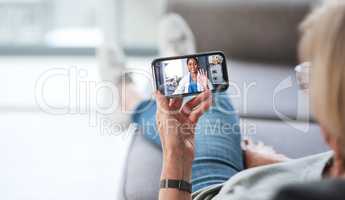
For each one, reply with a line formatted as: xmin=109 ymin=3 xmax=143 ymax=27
xmin=295 ymin=62 xmax=311 ymax=91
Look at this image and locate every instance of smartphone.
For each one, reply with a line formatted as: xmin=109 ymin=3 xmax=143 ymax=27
xmin=152 ymin=51 xmax=229 ymax=97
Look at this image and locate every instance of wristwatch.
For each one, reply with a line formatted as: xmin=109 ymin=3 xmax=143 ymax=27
xmin=160 ymin=179 xmax=192 ymax=193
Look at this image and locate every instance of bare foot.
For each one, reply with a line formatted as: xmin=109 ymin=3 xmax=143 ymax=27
xmin=242 ymin=139 xmax=290 ymax=169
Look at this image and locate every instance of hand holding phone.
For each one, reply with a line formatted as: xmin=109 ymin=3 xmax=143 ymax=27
xmin=152 ymin=51 xmax=229 ymax=97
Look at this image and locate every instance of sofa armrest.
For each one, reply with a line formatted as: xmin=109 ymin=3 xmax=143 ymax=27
xmin=243 ymin=119 xmax=329 ymax=158
xmin=117 ymin=132 xmax=162 ymax=200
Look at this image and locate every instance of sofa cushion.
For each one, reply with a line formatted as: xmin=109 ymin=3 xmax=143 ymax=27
xmin=167 ymin=0 xmax=320 ymax=64
xmin=117 ymin=131 xmax=162 ymax=200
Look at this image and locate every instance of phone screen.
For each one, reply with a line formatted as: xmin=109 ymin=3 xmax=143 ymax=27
xmin=152 ymin=51 xmax=229 ymax=97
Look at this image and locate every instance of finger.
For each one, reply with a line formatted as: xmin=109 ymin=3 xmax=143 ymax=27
xmin=169 ymin=97 xmax=183 ymax=110
xmin=181 ymin=89 xmax=211 ymax=115
xmin=189 ymin=97 xmax=212 ymax=123
xmin=243 ymin=138 xmax=250 ymax=146
xmin=155 ymin=91 xmax=169 ymax=110
xmin=244 ymin=138 xmax=254 ymax=146
xmin=181 ymin=89 xmax=210 ymax=116
xmin=241 ymin=139 xmax=253 ymax=150
xmin=188 ymin=92 xmax=212 ymax=123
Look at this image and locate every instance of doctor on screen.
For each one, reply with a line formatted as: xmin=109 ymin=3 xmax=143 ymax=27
xmin=173 ymin=57 xmax=211 ymax=95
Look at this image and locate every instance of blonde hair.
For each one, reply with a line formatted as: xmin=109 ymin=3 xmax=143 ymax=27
xmin=299 ymin=0 xmax=345 ymax=157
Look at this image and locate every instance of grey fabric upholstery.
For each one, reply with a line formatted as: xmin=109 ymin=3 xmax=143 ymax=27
xmin=228 ymin=60 xmax=311 ymax=120
xmin=243 ymin=119 xmax=329 ymax=158
xmin=118 ymin=132 xmax=162 ymax=200
xmin=167 ymin=0 xmax=320 ymax=64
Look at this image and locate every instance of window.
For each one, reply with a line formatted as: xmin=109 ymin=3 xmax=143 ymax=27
xmin=0 ymin=0 xmax=164 ymax=55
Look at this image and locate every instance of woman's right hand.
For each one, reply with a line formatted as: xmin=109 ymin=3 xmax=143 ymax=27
xmin=197 ymin=69 xmax=209 ymax=90
xmin=155 ymin=90 xmax=212 ymax=180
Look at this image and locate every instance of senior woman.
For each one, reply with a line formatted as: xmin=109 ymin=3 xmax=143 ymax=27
xmin=131 ymin=1 xmax=345 ymax=199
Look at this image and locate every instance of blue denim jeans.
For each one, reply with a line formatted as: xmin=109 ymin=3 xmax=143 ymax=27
xmin=131 ymin=93 xmax=244 ymax=192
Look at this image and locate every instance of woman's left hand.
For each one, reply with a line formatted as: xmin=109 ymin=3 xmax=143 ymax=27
xmin=242 ymin=139 xmax=290 ymax=168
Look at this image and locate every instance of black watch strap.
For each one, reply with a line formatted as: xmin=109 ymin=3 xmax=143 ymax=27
xmin=160 ymin=179 xmax=192 ymax=193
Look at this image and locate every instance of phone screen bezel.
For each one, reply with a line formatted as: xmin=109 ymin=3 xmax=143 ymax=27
xmin=151 ymin=51 xmax=229 ymax=97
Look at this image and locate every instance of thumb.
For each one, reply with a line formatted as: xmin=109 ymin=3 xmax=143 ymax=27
xmin=155 ymin=91 xmax=169 ymax=110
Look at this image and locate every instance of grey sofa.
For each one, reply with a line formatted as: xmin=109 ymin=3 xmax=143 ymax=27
xmin=117 ymin=0 xmax=329 ymax=199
